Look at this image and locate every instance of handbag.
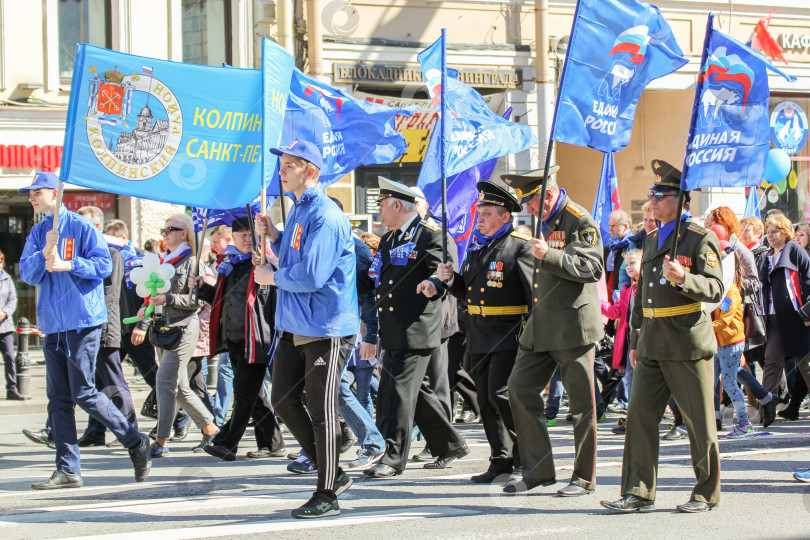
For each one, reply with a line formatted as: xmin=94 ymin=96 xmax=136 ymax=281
xmin=140 ymin=389 xmax=158 ymax=419
xmin=148 ymin=316 xmax=183 ymax=351
xmin=742 ymin=296 xmax=766 ymax=351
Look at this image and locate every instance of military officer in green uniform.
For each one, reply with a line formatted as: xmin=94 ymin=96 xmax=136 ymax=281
xmin=501 ymin=168 xmax=604 ymax=497
xmin=601 ymin=160 xmax=724 ymax=514
xmin=436 ymin=180 xmax=534 ymax=483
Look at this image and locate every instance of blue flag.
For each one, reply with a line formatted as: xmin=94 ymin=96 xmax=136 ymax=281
xmin=263 ymin=38 xmax=296 ymax=194
xmin=420 ymin=108 xmax=514 ymax=263
xmin=681 ymin=15 xmax=796 ymax=191
xmin=60 ymin=43 xmax=293 ymax=208
xmin=743 ymin=188 xmax=762 ymax=220
xmin=416 ymin=33 xmax=537 ymax=188
xmin=267 ymin=68 xmax=414 ymax=195
xmin=551 ymin=0 xmax=687 ymax=153
xmin=191 ymin=198 xmax=274 ymax=232
xmin=592 ymin=152 xmax=621 ymax=241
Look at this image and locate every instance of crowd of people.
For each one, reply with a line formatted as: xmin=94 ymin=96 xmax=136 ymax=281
xmin=7 ymin=143 xmax=810 ymax=518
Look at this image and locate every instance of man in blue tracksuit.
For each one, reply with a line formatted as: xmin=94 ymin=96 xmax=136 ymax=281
xmin=18 ymin=172 xmax=151 ymax=490
xmin=254 ymin=139 xmax=359 ymax=519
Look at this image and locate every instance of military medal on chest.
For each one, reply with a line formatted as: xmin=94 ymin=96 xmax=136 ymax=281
xmin=548 ymin=231 xmax=567 ymax=250
xmin=486 ymin=261 xmax=505 ymax=288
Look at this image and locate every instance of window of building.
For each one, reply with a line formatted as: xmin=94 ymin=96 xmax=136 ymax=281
xmin=182 ymin=0 xmax=231 ymax=66
xmin=58 ymin=0 xmax=111 ymax=79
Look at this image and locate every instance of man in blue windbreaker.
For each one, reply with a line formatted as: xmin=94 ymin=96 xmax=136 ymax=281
xmin=18 ymin=172 xmax=151 ymax=490
xmin=254 ymin=139 xmax=359 ymax=519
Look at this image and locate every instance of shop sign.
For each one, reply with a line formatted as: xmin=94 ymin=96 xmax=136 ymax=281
xmin=770 ymin=101 xmax=808 ymax=155
xmin=334 ymin=63 xmax=522 ymax=89
xmin=780 ymin=33 xmax=810 ymax=52
xmin=0 ymin=144 xmax=63 ymax=172
xmin=62 ymin=192 xmax=117 ymax=214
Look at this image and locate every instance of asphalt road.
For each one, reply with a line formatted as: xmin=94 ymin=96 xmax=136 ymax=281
xmin=1 ymin=404 xmax=809 ymax=540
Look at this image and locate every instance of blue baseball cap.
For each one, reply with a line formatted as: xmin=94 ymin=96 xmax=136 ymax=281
xmin=18 ymin=172 xmax=59 ymax=193
xmin=270 ymin=139 xmax=323 ymax=170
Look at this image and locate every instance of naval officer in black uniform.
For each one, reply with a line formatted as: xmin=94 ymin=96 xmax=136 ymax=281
xmin=364 ymin=177 xmax=469 ymax=478
xmin=437 ymin=180 xmax=534 ymax=483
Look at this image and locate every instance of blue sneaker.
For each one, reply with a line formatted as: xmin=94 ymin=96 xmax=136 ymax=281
xmin=794 ymin=469 xmax=810 ymax=483
xmin=727 ymin=422 xmax=755 ymax=439
xmin=287 ymin=455 xmax=317 ymax=474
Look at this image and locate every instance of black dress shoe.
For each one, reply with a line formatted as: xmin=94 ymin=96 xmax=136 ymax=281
xmin=7 ymin=392 xmax=30 ymax=400
xmin=411 ymin=448 xmax=434 ymax=462
xmin=471 ymin=464 xmax=513 ymax=484
xmin=246 ymin=447 xmax=288 ymax=459
xmin=424 ymin=445 xmax=470 ymax=469
xmin=23 ymin=428 xmax=53 ymax=447
xmin=503 ymin=477 xmax=555 ymax=494
xmin=557 ymin=483 xmax=593 ymax=497
xmin=77 ymin=433 xmax=106 ymax=447
xmin=204 ymin=443 xmax=237 ymax=461
xmin=363 ymin=463 xmax=402 ymax=478
xmin=778 ymin=409 xmax=799 ymax=421
xmin=676 ymin=500 xmax=716 ymax=513
xmin=600 ymin=494 xmax=655 ymax=513
xmin=128 ymin=434 xmax=152 ymax=482
xmin=32 ymin=470 xmax=83 ymax=490
xmin=170 ymin=422 xmax=190 ymax=441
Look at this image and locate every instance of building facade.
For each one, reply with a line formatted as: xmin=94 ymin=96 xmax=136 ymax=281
xmin=1 ymin=0 xmax=809 ymax=325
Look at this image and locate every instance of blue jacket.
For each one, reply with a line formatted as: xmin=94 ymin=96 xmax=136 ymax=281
xmin=271 ymin=184 xmax=359 ymax=337
xmin=19 ymin=206 xmax=112 ymax=334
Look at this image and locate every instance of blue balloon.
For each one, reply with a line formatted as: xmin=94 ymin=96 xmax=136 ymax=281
xmin=764 ymin=148 xmax=792 ymax=182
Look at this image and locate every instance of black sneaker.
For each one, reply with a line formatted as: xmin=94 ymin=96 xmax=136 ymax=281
xmin=290 ymin=492 xmax=340 ymax=519
xmin=334 ymin=469 xmax=352 ymax=497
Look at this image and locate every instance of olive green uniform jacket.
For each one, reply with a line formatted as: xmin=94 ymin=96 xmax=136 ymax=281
xmin=519 ymin=196 xmax=604 ymax=352
xmin=630 ymin=221 xmax=725 ymax=360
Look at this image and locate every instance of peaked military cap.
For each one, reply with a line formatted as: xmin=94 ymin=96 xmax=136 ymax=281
xmin=501 ymin=165 xmax=560 ymax=203
xmin=476 ymin=180 xmax=522 ymax=213
xmin=377 ymin=176 xmax=420 ymax=204
xmin=650 ymin=159 xmax=682 ymax=191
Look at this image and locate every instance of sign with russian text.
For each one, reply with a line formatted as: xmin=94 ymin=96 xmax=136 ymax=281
xmin=60 ymin=43 xmax=293 ymax=208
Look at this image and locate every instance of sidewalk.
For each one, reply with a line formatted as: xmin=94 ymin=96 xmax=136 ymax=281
xmin=0 ymin=349 xmax=152 ymax=416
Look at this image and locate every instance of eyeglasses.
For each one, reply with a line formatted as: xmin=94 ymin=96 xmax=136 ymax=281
xmin=647 ymin=191 xmax=679 ymax=202
xmin=160 ymin=226 xmax=184 ymax=236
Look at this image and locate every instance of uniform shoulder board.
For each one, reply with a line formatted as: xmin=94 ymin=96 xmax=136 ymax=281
xmin=510 ymin=231 xmax=532 ymax=241
xmin=420 ymin=219 xmax=440 ymax=231
xmin=687 ymin=223 xmax=707 ymax=235
xmin=565 ymin=204 xmax=584 ymax=219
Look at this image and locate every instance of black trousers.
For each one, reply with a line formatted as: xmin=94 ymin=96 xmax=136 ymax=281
xmin=84 ymin=347 xmax=138 ymax=438
xmin=469 ymin=349 xmax=518 ymax=467
xmin=447 ymin=331 xmax=479 ymax=416
xmin=188 ymin=356 xmax=215 ymax=415
xmin=416 ymin=338 xmax=454 ymax=455
xmin=214 ymin=342 xmax=281 ymax=453
xmin=1 ymin=332 xmax=16 ymax=393
xmin=121 ymin=333 xmax=158 ymax=388
xmin=254 ymin=384 xmax=285 ymax=451
xmin=377 ymin=348 xmax=467 ymax=471
xmin=272 ymin=333 xmax=350 ymax=497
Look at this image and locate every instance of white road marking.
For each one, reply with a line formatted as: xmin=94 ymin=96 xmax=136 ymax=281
xmin=58 ymin=507 xmax=476 ymax=540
